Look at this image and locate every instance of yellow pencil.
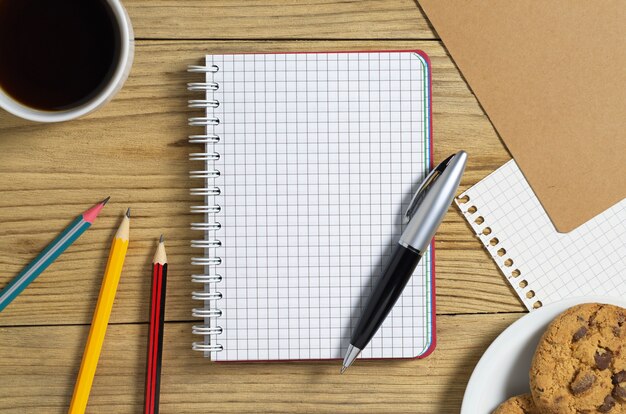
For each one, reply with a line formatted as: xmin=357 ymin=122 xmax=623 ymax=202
xmin=69 ymin=208 xmax=131 ymax=414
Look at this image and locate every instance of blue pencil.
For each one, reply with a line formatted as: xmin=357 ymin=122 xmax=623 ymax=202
xmin=0 ymin=197 xmax=109 ymax=313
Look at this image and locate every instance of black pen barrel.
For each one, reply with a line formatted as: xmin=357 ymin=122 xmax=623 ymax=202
xmin=351 ymin=245 xmax=422 ymax=350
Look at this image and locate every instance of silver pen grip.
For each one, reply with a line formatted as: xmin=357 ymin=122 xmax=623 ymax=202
xmin=399 ymin=151 xmax=467 ymax=252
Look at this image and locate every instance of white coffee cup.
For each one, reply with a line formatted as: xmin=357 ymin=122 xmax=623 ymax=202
xmin=0 ymin=0 xmax=134 ymax=123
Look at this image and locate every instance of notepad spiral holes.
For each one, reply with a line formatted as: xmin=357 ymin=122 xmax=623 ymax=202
xmin=188 ymin=63 xmax=223 ymax=353
xmin=456 ymin=194 xmax=542 ymax=310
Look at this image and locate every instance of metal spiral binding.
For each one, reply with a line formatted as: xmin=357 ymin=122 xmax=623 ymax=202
xmin=191 ymin=239 xmax=221 ymax=248
xmin=190 ymin=187 xmax=220 ymax=196
xmin=192 ymin=308 xmax=222 ymax=318
xmin=191 ymin=257 xmax=222 ymax=266
xmin=191 ymin=274 xmax=222 ymax=283
xmin=192 ymin=325 xmax=223 ymax=335
xmin=190 ymin=170 xmax=220 ymax=179
xmin=187 ymin=82 xmax=219 ymax=91
xmin=189 ymin=152 xmax=220 ymax=161
xmin=188 ymin=99 xmax=220 ymax=108
xmin=189 ymin=134 xmax=220 ymax=144
xmin=188 ymin=64 xmax=219 ymax=73
xmin=192 ymin=291 xmax=223 ymax=300
xmin=190 ymin=222 xmax=221 ymax=231
xmin=188 ymin=62 xmax=223 ymax=354
xmin=188 ymin=117 xmax=220 ymax=126
xmin=190 ymin=205 xmax=221 ymax=214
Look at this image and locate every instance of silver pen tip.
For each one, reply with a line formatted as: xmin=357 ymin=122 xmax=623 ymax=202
xmin=341 ymin=344 xmax=361 ymax=374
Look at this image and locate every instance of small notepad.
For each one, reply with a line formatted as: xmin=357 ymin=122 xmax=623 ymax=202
xmin=455 ymin=160 xmax=626 ymax=310
xmin=188 ymin=51 xmax=435 ymax=361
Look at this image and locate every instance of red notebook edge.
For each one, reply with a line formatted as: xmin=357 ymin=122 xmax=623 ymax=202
xmin=416 ymin=50 xmax=437 ymax=360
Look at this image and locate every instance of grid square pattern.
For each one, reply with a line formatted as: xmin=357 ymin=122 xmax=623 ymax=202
xmin=205 ymin=52 xmax=432 ymax=361
xmin=456 ymin=160 xmax=626 ymax=310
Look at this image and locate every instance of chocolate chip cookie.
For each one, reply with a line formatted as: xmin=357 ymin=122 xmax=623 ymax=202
xmin=492 ymin=393 xmax=540 ymax=414
xmin=530 ymin=303 xmax=626 ymax=413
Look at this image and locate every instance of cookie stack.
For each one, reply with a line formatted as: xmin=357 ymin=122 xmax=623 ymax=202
xmin=492 ymin=303 xmax=626 ymax=414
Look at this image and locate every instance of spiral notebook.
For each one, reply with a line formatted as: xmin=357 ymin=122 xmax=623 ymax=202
xmin=455 ymin=160 xmax=626 ymax=310
xmin=187 ymin=51 xmax=435 ymax=361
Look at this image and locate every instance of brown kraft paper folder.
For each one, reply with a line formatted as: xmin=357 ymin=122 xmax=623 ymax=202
xmin=418 ymin=0 xmax=626 ymax=232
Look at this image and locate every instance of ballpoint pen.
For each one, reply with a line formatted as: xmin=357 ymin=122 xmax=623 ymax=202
xmin=341 ymin=150 xmax=467 ymax=373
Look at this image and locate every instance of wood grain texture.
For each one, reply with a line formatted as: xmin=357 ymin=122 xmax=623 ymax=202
xmin=0 ymin=13 xmax=526 ymax=410
xmin=0 ymin=313 xmax=522 ymax=413
xmin=124 ymin=0 xmax=435 ymax=40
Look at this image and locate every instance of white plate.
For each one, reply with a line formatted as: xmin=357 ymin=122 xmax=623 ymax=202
xmin=461 ymin=296 xmax=626 ymax=414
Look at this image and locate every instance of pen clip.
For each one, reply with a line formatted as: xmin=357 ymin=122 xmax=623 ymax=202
xmin=403 ymin=153 xmax=456 ymax=224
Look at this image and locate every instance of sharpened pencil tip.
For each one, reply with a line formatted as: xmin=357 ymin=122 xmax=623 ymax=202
xmin=101 ymin=196 xmax=111 ymax=206
xmin=125 ymin=208 xmax=131 ymax=218
xmin=160 ymin=234 xmax=164 ymax=243
xmin=340 ymin=366 xmax=347 ymax=374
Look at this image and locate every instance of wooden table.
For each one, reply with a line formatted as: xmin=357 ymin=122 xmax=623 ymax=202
xmin=0 ymin=1 xmax=526 ymax=412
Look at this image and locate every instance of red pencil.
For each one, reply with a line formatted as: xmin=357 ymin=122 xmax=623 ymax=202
xmin=145 ymin=235 xmax=167 ymax=414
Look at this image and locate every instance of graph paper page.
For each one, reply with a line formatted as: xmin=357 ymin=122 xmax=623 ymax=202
xmin=207 ymin=52 xmax=433 ymax=361
xmin=456 ymin=160 xmax=626 ymax=310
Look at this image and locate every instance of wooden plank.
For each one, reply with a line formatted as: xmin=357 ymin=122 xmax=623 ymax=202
xmin=0 ymin=313 xmax=523 ymax=413
xmin=124 ymin=0 xmax=435 ymax=40
xmin=0 ymin=40 xmax=521 ymax=327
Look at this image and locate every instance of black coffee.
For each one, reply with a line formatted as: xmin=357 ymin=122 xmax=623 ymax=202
xmin=0 ymin=0 xmax=120 ymax=111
